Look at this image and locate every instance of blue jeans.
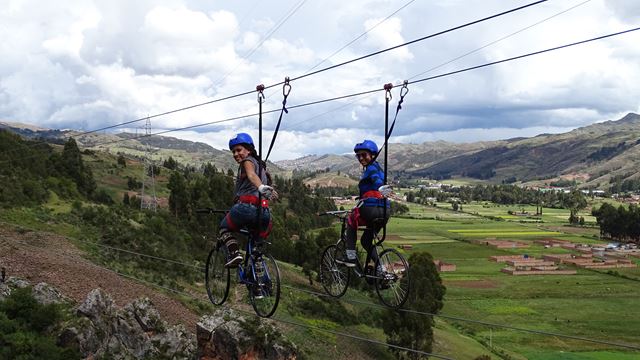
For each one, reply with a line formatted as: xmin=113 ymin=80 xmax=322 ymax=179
xmin=220 ymin=203 xmax=271 ymax=240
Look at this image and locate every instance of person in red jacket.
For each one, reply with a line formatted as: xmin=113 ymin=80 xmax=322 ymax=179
xmin=337 ymin=140 xmax=391 ymax=267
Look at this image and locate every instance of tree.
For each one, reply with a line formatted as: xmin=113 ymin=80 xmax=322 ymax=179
xmin=123 ymin=192 xmax=130 ymax=205
xmin=163 ymin=156 xmax=178 ymax=170
xmin=563 ymin=190 xmax=587 ymax=224
xmin=168 ymin=172 xmax=189 ymax=217
xmin=55 ymin=138 xmax=96 ymax=196
xmin=117 ymin=154 xmax=127 ymax=167
xmin=382 ymin=252 xmax=446 ymax=359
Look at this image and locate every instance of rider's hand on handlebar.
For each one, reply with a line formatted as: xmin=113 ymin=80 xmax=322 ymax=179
xmin=378 ymin=185 xmax=393 ymax=197
xmin=258 ymin=184 xmax=278 ymax=201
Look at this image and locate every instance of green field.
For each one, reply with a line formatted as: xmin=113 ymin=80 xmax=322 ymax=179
xmin=388 ymin=200 xmax=640 ymax=359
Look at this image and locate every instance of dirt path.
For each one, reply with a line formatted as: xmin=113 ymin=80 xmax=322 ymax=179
xmin=0 ymin=224 xmax=199 ymax=331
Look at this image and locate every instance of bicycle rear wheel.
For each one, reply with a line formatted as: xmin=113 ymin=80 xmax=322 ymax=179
xmin=205 ymin=244 xmax=230 ymax=306
xmin=249 ymin=253 xmax=281 ymax=318
xmin=319 ymin=243 xmax=350 ymax=298
xmin=375 ymin=248 xmax=410 ymax=309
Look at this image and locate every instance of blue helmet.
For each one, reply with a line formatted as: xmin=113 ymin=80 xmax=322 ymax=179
xmin=354 ymin=139 xmax=378 ymax=154
xmin=229 ymin=133 xmax=254 ymax=150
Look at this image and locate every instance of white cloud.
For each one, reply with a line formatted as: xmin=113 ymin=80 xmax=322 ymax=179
xmin=0 ymin=0 xmax=639 ymax=160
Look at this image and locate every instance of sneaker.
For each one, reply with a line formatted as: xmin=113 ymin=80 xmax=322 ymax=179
xmin=225 ymin=251 xmax=243 ymax=268
xmin=252 ymin=286 xmax=264 ymax=299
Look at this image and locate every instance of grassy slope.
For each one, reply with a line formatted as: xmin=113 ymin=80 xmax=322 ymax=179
xmin=392 ymin=201 xmax=640 ymax=359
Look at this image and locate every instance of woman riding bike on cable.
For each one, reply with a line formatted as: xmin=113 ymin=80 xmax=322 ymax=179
xmin=337 ymin=139 xmax=391 ymax=268
xmin=220 ymin=133 xmax=277 ymax=268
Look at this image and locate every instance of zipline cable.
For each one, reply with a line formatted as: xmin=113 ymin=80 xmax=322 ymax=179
xmin=3 ymin=25 xmax=638 ymax=165
xmin=408 ymin=0 xmax=593 ymax=81
xmin=213 ymin=0 xmax=309 ymax=87
xmin=7 ymin=238 xmax=454 ymax=360
xmin=307 ymin=0 xmax=417 ymax=72
xmin=282 ymin=0 xmax=593 ymax=133
xmin=0 ymin=0 xmax=548 ymax=159
xmin=7 ymin=227 xmax=637 ymax=351
xmin=281 ymin=285 xmax=640 ymax=351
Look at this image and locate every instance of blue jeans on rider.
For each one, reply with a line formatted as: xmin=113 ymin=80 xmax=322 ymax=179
xmin=220 ymin=203 xmax=271 ymax=242
xmin=219 ymin=203 xmax=271 ymax=268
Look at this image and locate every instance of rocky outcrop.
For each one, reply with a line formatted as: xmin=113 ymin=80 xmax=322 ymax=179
xmin=60 ymin=288 xmax=196 ymax=359
xmin=1 ymin=277 xmax=297 ymax=360
xmin=197 ymin=308 xmax=297 ymax=360
xmin=0 ymin=276 xmax=68 ymax=304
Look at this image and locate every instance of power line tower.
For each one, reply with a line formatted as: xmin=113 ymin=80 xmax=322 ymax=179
xmin=140 ymin=117 xmax=158 ymax=211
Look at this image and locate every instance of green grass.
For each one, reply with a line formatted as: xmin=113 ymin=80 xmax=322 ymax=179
xmin=389 ymin=200 xmax=640 ymax=358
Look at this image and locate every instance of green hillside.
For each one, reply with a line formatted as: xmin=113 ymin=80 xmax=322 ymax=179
xmin=413 ymin=113 xmax=640 ymax=186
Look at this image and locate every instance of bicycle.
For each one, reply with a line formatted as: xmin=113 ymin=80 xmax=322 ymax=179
xmin=197 ymin=208 xmax=281 ymax=318
xmin=318 ymin=210 xmax=410 ymax=309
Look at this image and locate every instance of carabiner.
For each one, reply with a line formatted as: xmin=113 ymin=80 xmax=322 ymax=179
xmin=283 ymin=77 xmax=291 ymax=97
xmin=400 ymin=80 xmax=409 ymax=98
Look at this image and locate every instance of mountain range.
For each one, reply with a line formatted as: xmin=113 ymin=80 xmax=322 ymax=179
xmin=2 ymin=112 xmax=640 ymax=188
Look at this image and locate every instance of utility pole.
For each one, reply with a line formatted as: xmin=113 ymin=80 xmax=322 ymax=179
xmin=140 ymin=117 xmax=158 ymax=211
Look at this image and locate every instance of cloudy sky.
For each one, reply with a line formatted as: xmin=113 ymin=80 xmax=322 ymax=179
xmin=1 ymin=0 xmax=639 ymax=160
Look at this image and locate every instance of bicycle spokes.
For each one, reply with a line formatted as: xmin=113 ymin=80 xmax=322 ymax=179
xmin=320 ymin=244 xmax=350 ymax=298
xmin=205 ymin=245 xmax=230 ymax=306
xmin=249 ymin=254 xmax=281 ymax=318
xmin=375 ymin=248 xmax=410 ymax=308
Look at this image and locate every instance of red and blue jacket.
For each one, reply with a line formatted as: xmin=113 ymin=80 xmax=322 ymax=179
xmin=359 ymin=161 xmax=390 ymax=207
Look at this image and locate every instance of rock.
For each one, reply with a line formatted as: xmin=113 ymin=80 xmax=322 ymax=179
xmin=77 ymin=288 xmax=117 ymax=337
xmin=63 ymin=290 xmax=196 ymax=359
xmin=124 ymin=297 xmax=164 ymax=332
xmin=0 ymin=277 xmax=30 ymax=301
xmin=196 ymin=308 xmax=296 ymax=360
xmin=7 ymin=276 xmax=30 ymax=288
xmin=0 ymin=282 xmax=10 ymax=301
xmin=33 ymin=282 xmax=71 ymax=305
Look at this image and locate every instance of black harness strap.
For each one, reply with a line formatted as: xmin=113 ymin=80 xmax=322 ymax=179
xmin=256 ymin=84 xmax=265 ymax=239
xmin=374 ymin=81 xmax=409 ymax=245
xmin=373 ymin=80 xmax=409 ymax=163
xmin=265 ymin=77 xmax=291 ymax=162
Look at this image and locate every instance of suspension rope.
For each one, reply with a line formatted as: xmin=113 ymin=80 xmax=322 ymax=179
xmin=2 ymin=26 xmax=639 ymax=165
xmin=280 ymin=0 xmax=548 ymax=87
xmin=264 ymin=77 xmax=291 ymax=162
xmin=6 ymin=238 xmax=454 ymax=360
xmin=281 ymin=285 xmax=640 ymax=351
xmin=307 ymin=0 xmax=417 ymax=72
xmin=0 ymin=0 xmax=548 ymax=160
xmin=8 ymin=222 xmax=640 ymax=351
xmin=280 ymin=0 xmax=594 ymax=133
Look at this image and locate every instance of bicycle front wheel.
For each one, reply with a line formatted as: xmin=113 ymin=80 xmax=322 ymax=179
xmin=319 ymin=243 xmax=350 ymax=298
xmin=249 ymin=253 xmax=281 ymax=318
xmin=375 ymin=248 xmax=410 ymax=309
xmin=205 ymin=244 xmax=230 ymax=306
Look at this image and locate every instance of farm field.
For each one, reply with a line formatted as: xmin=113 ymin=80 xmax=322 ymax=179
xmin=388 ymin=200 xmax=640 ymax=359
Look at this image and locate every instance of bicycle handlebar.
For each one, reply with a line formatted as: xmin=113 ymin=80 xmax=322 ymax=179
xmin=195 ymin=208 xmax=229 ymax=214
xmin=318 ymin=210 xmax=351 ymax=218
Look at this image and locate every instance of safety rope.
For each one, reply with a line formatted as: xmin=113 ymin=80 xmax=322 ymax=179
xmin=264 ymin=77 xmax=291 ymax=162
xmin=256 ymin=84 xmax=266 ymax=237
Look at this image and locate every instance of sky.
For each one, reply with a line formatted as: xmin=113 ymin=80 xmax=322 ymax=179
xmin=1 ymin=0 xmax=639 ymax=161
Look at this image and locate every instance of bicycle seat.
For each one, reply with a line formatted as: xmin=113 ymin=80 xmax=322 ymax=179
xmin=358 ymin=217 xmax=387 ymax=229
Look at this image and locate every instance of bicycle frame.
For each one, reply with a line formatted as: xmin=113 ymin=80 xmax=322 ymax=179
xmin=235 ymin=229 xmax=271 ymax=287
xmin=332 ymin=211 xmax=386 ymax=282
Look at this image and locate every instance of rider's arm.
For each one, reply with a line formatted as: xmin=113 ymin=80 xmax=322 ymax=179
xmin=241 ymin=160 xmax=263 ymax=189
xmin=363 ymin=165 xmax=384 ymax=189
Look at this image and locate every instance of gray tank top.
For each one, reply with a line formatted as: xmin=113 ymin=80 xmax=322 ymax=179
xmin=235 ymin=156 xmax=268 ymax=198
